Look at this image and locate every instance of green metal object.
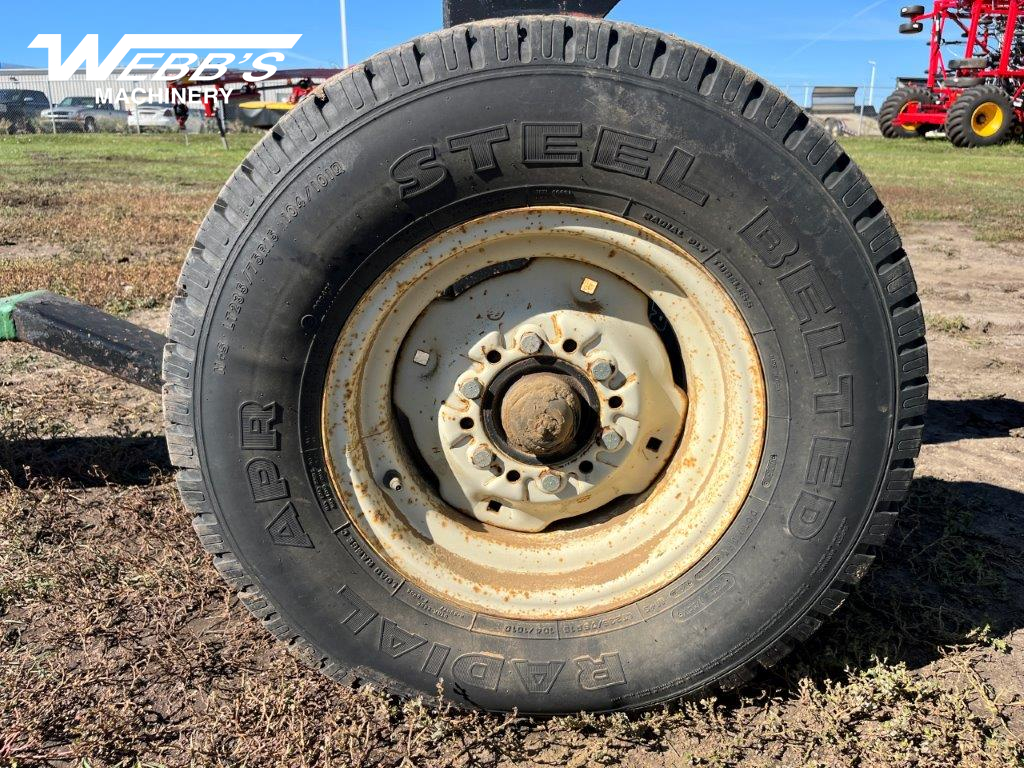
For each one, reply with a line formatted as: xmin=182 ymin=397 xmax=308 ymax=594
xmin=0 ymin=290 xmax=47 ymax=341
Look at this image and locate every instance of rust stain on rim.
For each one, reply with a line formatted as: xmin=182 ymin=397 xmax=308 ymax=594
xmin=320 ymin=206 xmax=767 ymax=620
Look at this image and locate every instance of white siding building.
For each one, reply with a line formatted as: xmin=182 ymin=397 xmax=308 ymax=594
xmin=0 ymin=65 xmax=301 ymax=109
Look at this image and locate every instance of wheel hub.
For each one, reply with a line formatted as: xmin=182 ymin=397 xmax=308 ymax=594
xmin=410 ymin=275 xmax=687 ymax=533
xmin=499 ymin=371 xmax=582 ymax=458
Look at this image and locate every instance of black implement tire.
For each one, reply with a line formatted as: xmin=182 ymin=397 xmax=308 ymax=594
xmin=900 ymin=4 xmax=925 ymax=17
xmin=947 ymin=84 xmax=1015 ymax=147
xmin=879 ymin=87 xmax=933 ymax=137
xmin=949 ymin=57 xmax=988 ymax=70
xmin=900 ymin=21 xmax=924 ymax=33
xmin=165 ymin=16 xmax=927 ymax=714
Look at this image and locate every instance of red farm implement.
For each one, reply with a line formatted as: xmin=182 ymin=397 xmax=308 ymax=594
xmin=880 ymin=0 xmax=1024 ymax=146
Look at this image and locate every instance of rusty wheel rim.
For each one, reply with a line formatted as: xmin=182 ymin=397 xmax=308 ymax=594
xmin=322 ymin=207 xmax=766 ymax=620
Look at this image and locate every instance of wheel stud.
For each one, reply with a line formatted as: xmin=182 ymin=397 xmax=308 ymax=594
xmin=589 ymin=356 xmax=615 ymax=382
xmin=519 ymin=332 xmax=543 ymax=355
xmin=600 ymin=428 xmax=624 ymax=451
xmin=460 ymin=378 xmax=483 ymax=399
xmin=538 ymin=470 xmax=564 ymax=493
xmin=470 ymin=445 xmax=494 ymax=469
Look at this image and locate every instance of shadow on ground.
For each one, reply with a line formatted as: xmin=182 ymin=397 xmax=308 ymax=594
xmin=0 ymin=435 xmax=171 ymax=487
xmin=770 ymin=474 xmax=1024 ymax=694
xmin=2 ymin=432 xmax=1021 ymax=704
xmin=925 ymin=397 xmax=1024 ymax=444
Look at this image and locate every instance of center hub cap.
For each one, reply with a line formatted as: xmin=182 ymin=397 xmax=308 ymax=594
xmin=500 ymin=373 xmax=581 ymax=458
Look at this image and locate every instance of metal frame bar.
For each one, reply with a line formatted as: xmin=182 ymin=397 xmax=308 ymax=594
xmin=0 ymin=291 xmax=166 ymax=392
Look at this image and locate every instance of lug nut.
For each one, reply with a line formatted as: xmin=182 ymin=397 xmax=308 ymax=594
xmin=600 ymin=428 xmax=624 ymax=451
xmin=460 ymin=378 xmax=483 ymax=399
xmin=589 ymin=357 xmax=615 ymax=382
xmin=470 ymin=445 xmax=494 ymax=469
xmin=538 ymin=470 xmax=564 ymax=493
xmin=519 ymin=332 xmax=543 ymax=355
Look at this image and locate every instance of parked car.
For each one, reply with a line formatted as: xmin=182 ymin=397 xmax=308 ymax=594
xmin=40 ymin=97 xmax=130 ymax=132
xmin=132 ymin=102 xmax=200 ymax=133
xmin=0 ymin=89 xmax=50 ymax=133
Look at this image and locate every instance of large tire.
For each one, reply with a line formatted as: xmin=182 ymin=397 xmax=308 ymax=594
xmin=165 ymin=16 xmax=927 ymax=714
xmin=947 ymin=84 xmax=1015 ymax=147
xmin=949 ymin=57 xmax=988 ymax=70
xmin=879 ymin=87 xmax=933 ymax=138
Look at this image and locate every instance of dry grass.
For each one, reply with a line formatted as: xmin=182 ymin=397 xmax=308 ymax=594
xmin=1 ymin=133 xmax=1023 ymax=767
xmin=0 ymin=134 xmax=256 ymax=313
xmin=841 ymin=137 xmax=1024 ymax=244
xmin=1 ymin=446 xmax=1020 ymax=766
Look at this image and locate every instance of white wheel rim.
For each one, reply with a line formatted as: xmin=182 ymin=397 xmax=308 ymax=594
xmin=323 ymin=207 xmax=765 ymax=620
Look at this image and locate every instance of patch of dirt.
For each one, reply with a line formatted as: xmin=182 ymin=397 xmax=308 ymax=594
xmin=1 ymin=228 xmax=1022 ymax=766
xmin=908 ymin=222 xmax=1024 ymax=493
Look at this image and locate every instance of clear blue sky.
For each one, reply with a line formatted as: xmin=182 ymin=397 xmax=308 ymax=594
xmin=2 ymin=0 xmax=929 ymax=107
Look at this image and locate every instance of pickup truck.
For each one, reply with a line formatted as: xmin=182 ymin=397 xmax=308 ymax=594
xmin=0 ymin=89 xmax=50 ymax=132
xmin=40 ymin=97 xmax=130 ymax=132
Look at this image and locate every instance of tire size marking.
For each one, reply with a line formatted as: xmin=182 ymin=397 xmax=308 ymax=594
xmin=278 ymin=161 xmax=344 ymax=225
xmin=216 ymin=162 xmax=341 ymax=370
xmin=739 ymin=207 xmax=854 ymax=541
xmin=221 ymin=228 xmax=279 ymax=333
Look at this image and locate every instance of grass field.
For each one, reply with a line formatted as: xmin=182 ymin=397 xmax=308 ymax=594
xmin=842 ymin=137 xmax=1024 ymax=243
xmin=1 ymin=132 xmax=1023 ymax=767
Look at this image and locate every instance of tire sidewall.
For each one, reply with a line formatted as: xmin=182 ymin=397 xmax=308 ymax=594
xmin=180 ymin=32 xmax=905 ymax=713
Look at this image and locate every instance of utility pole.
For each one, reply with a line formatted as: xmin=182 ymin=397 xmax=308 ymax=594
xmin=860 ymin=60 xmax=876 ymax=137
xmin=859 ymin=60 xmax=877 ymax=136
xmin=867 ymin=59 xmax=877 ymax=112
xmin=340 ymin=0 xmax=350 ymax=68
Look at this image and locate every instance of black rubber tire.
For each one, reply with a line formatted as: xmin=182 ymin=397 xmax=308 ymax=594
xmin=949 ymin=57 xmax=988 ymax=70
xmin=900 ymin=21 xmax=924 ymax=33
xmin=879 ymin=87 xmax=933 ymax=138
xmin=953 ymin=76 xmax=986 ymax=87
xmin=900 ymin=5 xmax=925 ymax=17
xmin=947 ymin=84 xmax=1015 ymax=147
xmin=165 ymin=16 xmax=927 ymax=714
xmin=83 ymin=117 xmax=96 ymax=133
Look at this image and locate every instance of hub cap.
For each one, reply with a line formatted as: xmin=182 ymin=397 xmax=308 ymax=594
xmin=322 ymin=207 xmax=765 ymax=619
xmin=500 ymin=371 xmax=581 ymax=458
